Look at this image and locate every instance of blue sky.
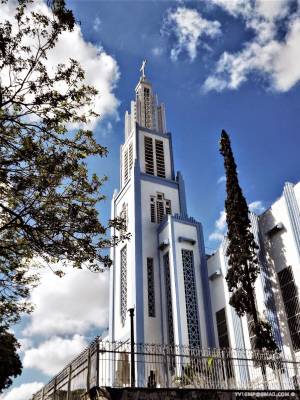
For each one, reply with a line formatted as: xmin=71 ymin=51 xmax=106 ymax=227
xmin=1 ymin=1 xmax=300 ymax=399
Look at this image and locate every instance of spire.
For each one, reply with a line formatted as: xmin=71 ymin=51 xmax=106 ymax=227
xmin=124 ymin=61 xmax=167 ymax=139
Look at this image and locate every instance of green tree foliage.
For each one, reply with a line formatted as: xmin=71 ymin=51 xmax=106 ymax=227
xmin=0 ymin=327 xmax=22 ymax=393
xmin=219 ymin=130 xmax=277 ymax=351
xmin=0 ymin=0 xmax=129 ymax=329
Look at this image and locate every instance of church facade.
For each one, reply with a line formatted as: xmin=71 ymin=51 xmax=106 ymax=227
xmin=108 ymin=65 xmax=215 ymax=349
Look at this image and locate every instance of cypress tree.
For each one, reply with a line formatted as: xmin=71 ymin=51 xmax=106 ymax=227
xmin=219 ymin=129 xmax=277 ymax=351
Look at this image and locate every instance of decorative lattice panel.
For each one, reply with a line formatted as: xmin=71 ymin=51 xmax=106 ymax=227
xmin=182 ymin=249 xmax=201 ymax=348
xmin=147 ymin=258 xmax=155 ymax=317
xmin=120 ymin=246 xmax=127 ymax=326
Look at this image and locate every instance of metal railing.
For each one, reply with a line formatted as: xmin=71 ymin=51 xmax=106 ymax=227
xmin=32 ymin=339 xmax=300 ymax=399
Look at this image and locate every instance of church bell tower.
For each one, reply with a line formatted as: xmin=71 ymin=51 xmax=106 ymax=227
xmin=108 ymin=61 xmax=215 ymax=351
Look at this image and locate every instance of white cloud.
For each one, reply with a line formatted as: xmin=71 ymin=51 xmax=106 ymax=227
xmin=23 ymin=335 xmax=87 ymax=376
xmin=47 ymin=27 xmax=120 ymax=128
xmin=217 ymin=175 xmax=226 ymax=184
xmin=0 ymin=382 xmax=44 ymax=400
xmin=249 ymin=200 xmax=265 ymax=214
xmin=208 ymin=231 xmax=225 ymax=242
xmin=163 ymin=7 xmax=221 ymax=61
xmin=203 ymin=74 xmax=229 ymax=93
xmin=272 ymin=16 xmax=300 ymax=91
xmin=0 ymin=1 xmax=120 ymax=128
xmin=215 ymin=210 xmax=227 ymax=231
xmin=209 ymin=210 xmax=227 ymax=242
xmin=204 ymin=0 xmax=300 ymax=92
xmin=209 ymin=0 xmax=253 ymax=19
xmin=93 ymin=16 xmax=102 ymax=32
xmin=254 ymin=0 xmax=289 ymax=22
xmin=23 ymin=268 xmax=109 ymax=336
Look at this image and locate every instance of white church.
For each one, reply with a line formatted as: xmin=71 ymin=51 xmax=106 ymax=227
xmin=108 ymin=61 xmax=215 ymax=349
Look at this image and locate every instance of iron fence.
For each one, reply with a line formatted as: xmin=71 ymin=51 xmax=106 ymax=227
xmin=32 ymin=339 xmax=300 ymax=399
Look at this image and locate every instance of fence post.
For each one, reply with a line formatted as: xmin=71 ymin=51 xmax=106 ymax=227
xmin=129 ymin=308 xmax=135 ymax=388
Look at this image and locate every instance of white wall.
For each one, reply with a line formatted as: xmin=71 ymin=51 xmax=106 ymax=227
xmin=258 ymin=182 xmax=300 ymax=357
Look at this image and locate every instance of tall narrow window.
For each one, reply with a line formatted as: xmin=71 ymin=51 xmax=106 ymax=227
xmin=123 ymin=149 xmax=129 ymax=184
xmin=147 ymin=258 xmax=155 ymax=317
xmin=182 ymin=249 xmax=201 ymax=348
xmin=216 ymin=308 xmax=229 ymax=348
xmin=278 ymin=266 xmax=300 ymax=351
xmin=150 ymin=196 xmax=156 ymax=223
xmin=144 ymin=136 xmax=154 ymax=175
xmin=164 ymin=252 xmax=174 ymax=347
xmin=129 ymin=142 xmax=133 ymax=173
xmin=156 ymin=195 xmax=164 ymax=223
xmin=165 ymin=200 xmax=172 ymax=215
xmin=120 ymin=246 xmax=127 ymax=326
xmin=155 ymin=140 xmax=165 ymax=178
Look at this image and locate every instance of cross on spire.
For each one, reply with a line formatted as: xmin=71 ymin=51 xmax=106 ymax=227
xmin=140 ymin=59 xmax=147 ymax=78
